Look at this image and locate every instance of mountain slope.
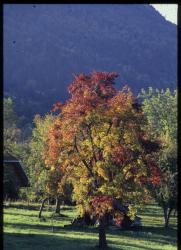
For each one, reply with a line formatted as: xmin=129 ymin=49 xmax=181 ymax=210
xmin=3 ymin=4 xmax=177 ymax=123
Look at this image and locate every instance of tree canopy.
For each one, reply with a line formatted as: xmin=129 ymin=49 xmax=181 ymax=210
xmin=139 ymin=87 xmax=177 ymax=227
xmin=45 ymin=72 xmax=161 ymax=248
xmin=3 ymin=97 xmax=22 ymax=156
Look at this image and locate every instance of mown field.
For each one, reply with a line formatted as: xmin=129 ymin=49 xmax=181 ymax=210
xmin=3 ymin=202 xmax=177 ymax=250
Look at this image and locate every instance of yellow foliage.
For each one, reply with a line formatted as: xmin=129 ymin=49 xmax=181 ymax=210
xmin=127 ymin=204 xmax=137 ymax=220
xmin=76 ymin=204 xmax=85 ymax=216
xmin=50 ymin=166 xmax=55 ymax=171
xmin=97 ymin=167 xmax=108 ymax=180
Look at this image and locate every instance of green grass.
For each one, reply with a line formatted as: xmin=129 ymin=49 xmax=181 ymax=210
xmin=3 ymin=201 xmax=177 ymax=250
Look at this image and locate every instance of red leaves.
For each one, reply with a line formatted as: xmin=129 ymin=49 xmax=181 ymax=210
xmin=91 ymin=196 xmax=114 ymax=216
xmin=114 ymin=212 xmax=124 ymax=226
xmin=68 ymin=71 xmax=118 ymax=101
xmin=150 ymin=168 xmax=161 ymax=185
xmin=91 ymin=196 xmax=113 ymax=205
xmin=112 ymin=117 xmax=120 ymax=127
xmin=91 ymin=71 xmax=119 ymax=85
xmin=95 ymin=150 xmax=103 ymax=161
xmin=45 ymin=71 xmax=162 ymax=215
xmin=51 ymin=102 xmax=63 ymax=113
xmin=58 ymin=72 xmax=120 ymax=136
xmin=147 ymin=159 xmax=162 ymax=186
xmin=112 ymin=145 xmax=128 ymax=164
xmin=137 ymin=160 xmax=162 ymax=186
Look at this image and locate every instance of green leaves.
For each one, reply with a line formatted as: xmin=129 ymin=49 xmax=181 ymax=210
xmin=25 ymin=114 xmax=56 ymax=200
xmin=139 ymin=87 xmax=177 ymax=225
xmin=140 ymin=88 xmax=177 ymax=141
xmin=3 ymin=97 xmax=22 ymax=156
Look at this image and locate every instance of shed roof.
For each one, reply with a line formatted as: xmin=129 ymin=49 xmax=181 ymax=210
xmin=4 ymin=153 xmax=29 ymax=187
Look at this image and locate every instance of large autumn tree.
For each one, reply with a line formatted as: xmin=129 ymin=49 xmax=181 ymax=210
xmin=45 ymin=72 xmax=161 ymax=249
xmin=139 ymin=87 xmax=177 ymax=228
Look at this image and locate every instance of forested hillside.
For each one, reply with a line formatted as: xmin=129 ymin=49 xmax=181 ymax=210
xmin=4 ymin=4 xmax=177 ymax=123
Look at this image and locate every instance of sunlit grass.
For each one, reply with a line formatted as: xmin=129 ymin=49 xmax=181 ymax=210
xmin=3 ymin=201 xmax=177 ymax=250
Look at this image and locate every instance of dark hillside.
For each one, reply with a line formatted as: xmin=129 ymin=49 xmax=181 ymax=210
xmin=3 ymin=4 xmax=177 ymax=123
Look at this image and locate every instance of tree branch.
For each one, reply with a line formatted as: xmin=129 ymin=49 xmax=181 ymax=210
xmin=106 ymin=122 xmax=112 ymax=136
xmin=73 ymin=135 xmax=94 ymax=177
xmin=86 ymin=124 xmax=97 ymax=163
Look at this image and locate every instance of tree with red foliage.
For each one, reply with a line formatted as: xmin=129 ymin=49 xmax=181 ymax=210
xmin=45 ymin=71 xmax=161 ymax=248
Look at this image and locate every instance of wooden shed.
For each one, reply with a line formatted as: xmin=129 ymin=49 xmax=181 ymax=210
xmin=3 ymin=153 xmax=29 ymax=199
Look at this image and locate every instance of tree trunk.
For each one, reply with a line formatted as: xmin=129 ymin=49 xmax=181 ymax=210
xmin=98 ymin=215 xmax=107 ymax=249
xmin=55 ymin=197 xmax=61 ymax=214
xmin=27 ymin=199 xmax=30 ymax=208
xmin=173 ymin=209 xmax=177 ymax=217
xmin=47 ymin=198 xmax=50 ymax=211
xmin=163 ymin=206 xmax=173 ymax=228
xmin=38 ymin=197 xmax=48 ymax=218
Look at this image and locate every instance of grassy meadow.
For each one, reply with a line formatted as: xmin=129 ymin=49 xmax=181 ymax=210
xmin=3 ymin=202 xmax=177 ymax=250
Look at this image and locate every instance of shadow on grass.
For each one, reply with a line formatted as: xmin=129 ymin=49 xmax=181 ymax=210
xmin=108 ymin=226 xmax=177 ymax=244
xmin=4 ymin=221 xmax=177 ymax=246
xmin=4 ymin=204 xmax=40 ymax=211
xmin=139 ymin=213 xmax=163 ymax=217
xmin=4 ymin=231 xmax=172 ymax=250
xmin=4 ymin=220 xmax=76 ymax=231
xmin=4 ymin=212 xmax=40 ymax=218
xmin=109 ymin=241 xmax=163 ymax=250
xmin=4 ymin=202 xmax=177 ymax=249
xmin=4 ymin=213 xmax=70 ymax=224
xmin=4 ymin=232 xmax=97 ymax=250
xmin=140 ymin=226 xmax=176 ymax=236
xmin=61 ymin=206 xmax=75 ymax=211
xmin=4 ymin=203 xmax=75 ymax=211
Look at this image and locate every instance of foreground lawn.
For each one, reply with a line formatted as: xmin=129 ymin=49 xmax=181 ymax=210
xmin=3 ymin=202 xmax=177 ymax=250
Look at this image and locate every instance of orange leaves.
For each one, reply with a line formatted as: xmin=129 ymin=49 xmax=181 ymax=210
xmin=150 ymin=175 xmax=161 ymax=186
xmin=108 ymin=86 xmax=134 ymax=114
xmin=68 ymin=71 xmax=117 ymax=107
xmin=91 ymin=71 xmax=118 ymax=84
xmin=147 ymin=159 xmax=162 ymax=186
xmin=114 ymin=211 xmax=124 ymax=225
xmin=45 ymin=121 xmax=63 ymax=167
xmin=112 ymin=117 xmax=120 ymax=127
xmin=51 ymin=102 xmax=63 ymax=113
xmin=112 ymin=145 xmax=128 ymax=164
xmin=44 ymin=71 xmax=161 ymax=214
xmin=91 ymin=196 xmax=114 ymax=217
